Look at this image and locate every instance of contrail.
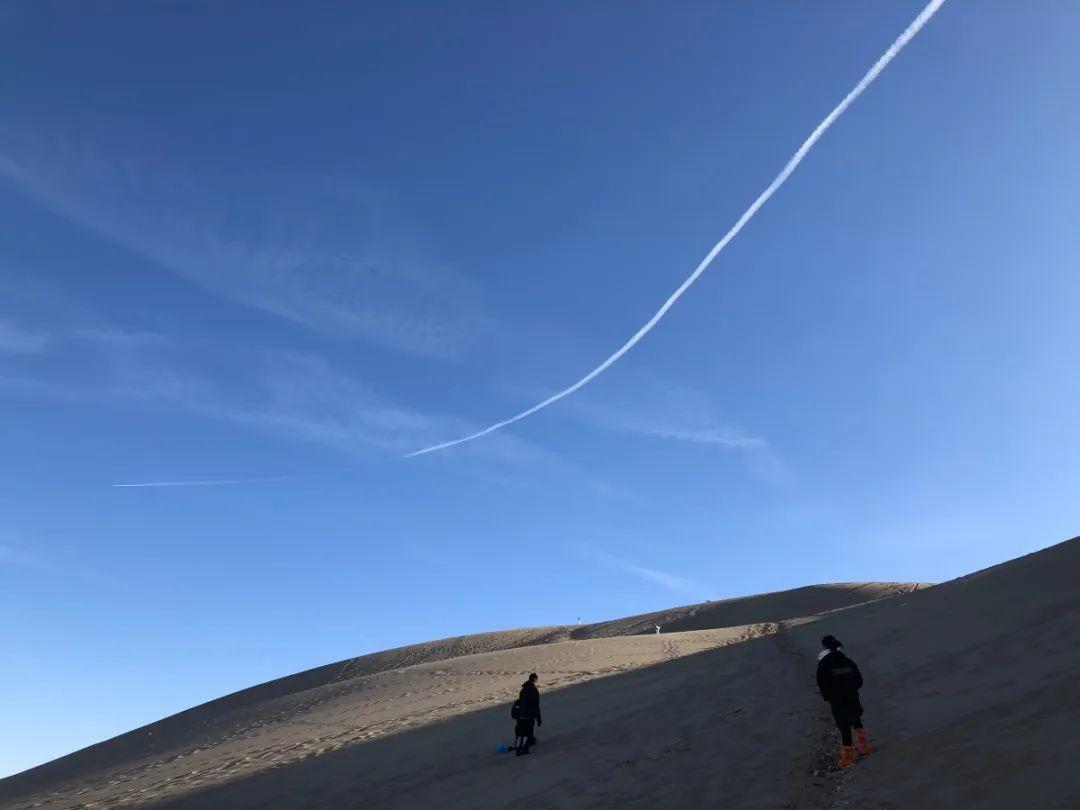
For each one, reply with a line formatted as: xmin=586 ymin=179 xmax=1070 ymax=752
xmin=112 ymin=477 xmax=290 ymax=488
xmin=406 ymin=0 xmax=947 ymax=459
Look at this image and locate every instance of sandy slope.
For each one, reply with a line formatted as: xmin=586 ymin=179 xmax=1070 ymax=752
xmin=0 ymin=583 xmax=906 ymax=808
xmin=1 ymin=541 xmax=1075 ymax=809
xmin=790 ymin=537 xmax=1080 ymax=808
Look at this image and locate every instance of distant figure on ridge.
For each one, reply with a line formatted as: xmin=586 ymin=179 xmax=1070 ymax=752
xmin=511 ymin=673 xmax=542 ymax=756
xmin=816 ymin=635 xmax=871 ymax=768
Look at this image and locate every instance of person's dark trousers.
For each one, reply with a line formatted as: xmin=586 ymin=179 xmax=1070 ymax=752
xmin=514 ymin=718 xmax=536 ymax=755
xmin=829 ymin=696 xmax=864 ymax=747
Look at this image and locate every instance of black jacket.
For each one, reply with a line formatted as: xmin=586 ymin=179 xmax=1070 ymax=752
xmin=518 ymin=680 xmax=542 ymax=724
xmin=816 ymin=650 xmax=863 ymax=703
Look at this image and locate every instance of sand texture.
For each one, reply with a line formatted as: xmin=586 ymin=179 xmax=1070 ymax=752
xmin=2 ymin=540 xmax=1076 ymax=809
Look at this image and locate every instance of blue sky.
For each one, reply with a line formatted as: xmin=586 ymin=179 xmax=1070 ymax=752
xmin=2 ymin=0 xmax=1078 ymax=777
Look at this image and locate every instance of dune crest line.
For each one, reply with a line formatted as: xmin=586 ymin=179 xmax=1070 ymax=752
xmin=406 ymin=0 xmax=947 ymax=459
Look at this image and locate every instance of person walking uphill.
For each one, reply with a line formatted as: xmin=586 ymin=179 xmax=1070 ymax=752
xmin=816 ymin=635 xmax=872 ymax=768
xmin=511 ymin=673 xmax=542 ymax=756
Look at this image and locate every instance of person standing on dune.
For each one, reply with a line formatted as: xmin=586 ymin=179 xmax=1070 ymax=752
xmin=512 ymin=673 xmax=542 ymax=756
xmin=816 ymin=635 xmax=872 ymax=768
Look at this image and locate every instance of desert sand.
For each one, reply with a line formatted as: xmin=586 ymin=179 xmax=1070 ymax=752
xmin=2 ymin=539 xmax=1076 ymax=809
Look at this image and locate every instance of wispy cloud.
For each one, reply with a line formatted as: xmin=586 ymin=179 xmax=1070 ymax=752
xmin=0 ymin=317 xmax=48 ymax=354
xmin=574 ymin=544 xmax=709 ymax=598
xmin=0 ymin=147 xmax=494 ymax=359
xmin=2 ymin=327 xmax=451 ymax=451
xmin=0 ymin=542 xmax=41 ymax=569
xmin=0 ymin=324 xmax=626 ymax=497
xmin=112 ymin=477 xmax=290 ymax=488
xmin=0 ymin=530 xmax=115 ymax=586
xmin=545 ymin=376 xmax=793 ymax=487
xmin=406 ymin=0 xmax=948 ymax=456
xmin=567 ymin=388 xmax=761 ymax=447
xmin=0 ymin=531 xmax=54 ymax=576
xmin=72 ymin=332 xmax=476 ymax=455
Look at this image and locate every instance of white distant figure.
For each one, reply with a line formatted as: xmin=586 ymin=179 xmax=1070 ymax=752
xmin=655 ymin=624 xmax=661 ymax=635
xmin=577 ymin=617 xmax=581 ymax=626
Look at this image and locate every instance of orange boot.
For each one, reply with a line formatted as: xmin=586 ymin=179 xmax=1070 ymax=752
xmin=837 ymin=745 xmax=856 ymax=769
xmin=854 ymin=728 xmax=872 ymax=756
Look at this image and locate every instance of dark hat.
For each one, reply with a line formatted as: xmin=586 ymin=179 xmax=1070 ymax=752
xmin=821 ymin=635 xmax=842 ymax=651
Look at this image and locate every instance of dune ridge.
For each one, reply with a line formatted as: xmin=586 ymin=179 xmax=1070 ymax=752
xmin=3 ymin=538 xmax=1077 ymax=808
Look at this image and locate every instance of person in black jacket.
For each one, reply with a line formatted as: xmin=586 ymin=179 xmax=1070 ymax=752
xmin=512 ymin=673 xmax=542 ymax=756
xmin=816 ymin=635 xmax=871 ymax=768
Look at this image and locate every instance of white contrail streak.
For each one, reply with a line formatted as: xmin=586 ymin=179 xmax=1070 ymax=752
xmin=406 ymin=0 xmax=947 ymax=459
xmin=112 ymin=477 xmax=290 ymax=488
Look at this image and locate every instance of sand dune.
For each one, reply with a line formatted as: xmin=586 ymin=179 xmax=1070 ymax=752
xmin=1 ymin=539 xmax=1076 ymax=809
xmin=0 ymin=582 xmax=907 ymax=807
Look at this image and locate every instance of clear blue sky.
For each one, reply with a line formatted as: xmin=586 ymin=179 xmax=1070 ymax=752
xmin=2 ymin=0 xmax=1078 ymax=778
